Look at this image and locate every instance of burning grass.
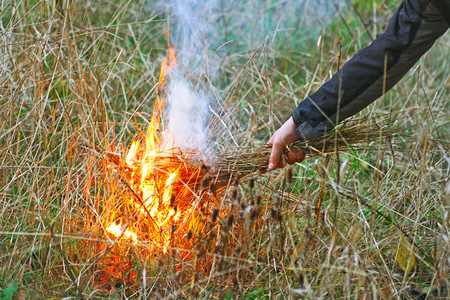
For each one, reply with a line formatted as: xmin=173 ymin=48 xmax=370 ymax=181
xmin=0 ymin=0 xmax=449 ymax=298
xmin=102 ymin=85 xmax=404 ymax=265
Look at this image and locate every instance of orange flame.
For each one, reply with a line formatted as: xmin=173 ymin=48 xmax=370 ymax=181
xmin=106 ymin=222 xmax=138 ymax=245
xmin=106 ymin=46 xmax=195 ymax=253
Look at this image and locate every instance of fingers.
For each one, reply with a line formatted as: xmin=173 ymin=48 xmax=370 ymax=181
xmin=286 ymin=151 xmax=296 ymax=165
xmin=286 ymin=148 xmax=305 ymax=165
xmin=270 ymin=145 xmax=305 ymax=170
xmin=268 ymin=141 xmax=284 ymax=171
xmin=296 ymin=148 xmax=305 ymax=163
xmin=267 ymin=117 xmax=303 ymax=171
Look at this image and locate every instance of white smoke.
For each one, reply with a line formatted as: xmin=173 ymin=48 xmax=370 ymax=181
xmin=159 ymin=0 xmax=219 ymax=152
xmin=163 ymin=76 xmax=209 ymax=151
xmin=171 ymin=0 xmax=218 ymax=74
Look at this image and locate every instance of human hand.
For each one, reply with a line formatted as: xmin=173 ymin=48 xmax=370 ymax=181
xmin=267 ymin=117 xmax=305 ymax=171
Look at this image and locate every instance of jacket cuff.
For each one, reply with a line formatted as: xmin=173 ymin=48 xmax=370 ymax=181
xmin=295 ymin=121 xmax=327 ymax=141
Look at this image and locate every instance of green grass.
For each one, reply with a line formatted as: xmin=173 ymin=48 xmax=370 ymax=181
xmin=0 ymin=0 xmax=449 ymax=298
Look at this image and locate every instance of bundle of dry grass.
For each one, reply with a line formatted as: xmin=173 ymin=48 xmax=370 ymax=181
xmin=207 ymin=115 xmax=401 ymax=178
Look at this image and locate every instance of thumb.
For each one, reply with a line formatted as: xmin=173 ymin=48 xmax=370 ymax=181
xmin=268 ymin=141 xmax=283 ymax=170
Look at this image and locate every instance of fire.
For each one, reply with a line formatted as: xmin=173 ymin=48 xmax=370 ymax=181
xmin=106 ymin=222 xmax=138 ymax=245
xmin=105 ymin=46 xmax=205 ymax=254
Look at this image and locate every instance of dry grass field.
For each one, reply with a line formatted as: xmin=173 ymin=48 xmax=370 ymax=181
xmin=0 ymin=0 xmax=448 ymax=298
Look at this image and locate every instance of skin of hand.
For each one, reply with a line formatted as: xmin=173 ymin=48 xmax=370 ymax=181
xmin=267 ymin=117 xmax=305 ymax=170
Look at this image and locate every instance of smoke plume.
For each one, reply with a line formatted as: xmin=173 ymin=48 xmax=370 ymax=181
xmin=159 ymin=0 xmax=219 ymax=152
xmin=159 ymin=0 xmax=346 ymax=151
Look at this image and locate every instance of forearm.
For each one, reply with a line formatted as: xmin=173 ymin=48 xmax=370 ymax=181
xmin=292 ymin=0 xmax=448 ymax=140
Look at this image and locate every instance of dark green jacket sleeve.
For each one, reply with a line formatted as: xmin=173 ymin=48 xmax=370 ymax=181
xmin=292 ymin=0 xmax=449 ymax=140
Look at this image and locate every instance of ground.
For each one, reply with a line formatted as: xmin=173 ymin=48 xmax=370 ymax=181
xmin=0 ymin=0 xmax=448 ymax=298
